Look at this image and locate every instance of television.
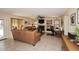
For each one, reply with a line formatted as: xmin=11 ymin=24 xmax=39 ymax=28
xmin=39 ymin=19 xmax=44 ymax=24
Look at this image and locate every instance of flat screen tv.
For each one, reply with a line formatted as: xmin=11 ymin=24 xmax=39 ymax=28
xmin=39 ymin=19 xmax=44 ymax=24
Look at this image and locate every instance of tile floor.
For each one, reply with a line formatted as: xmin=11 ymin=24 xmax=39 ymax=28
xmin=0 ymin=34 xmax=62 ymax=51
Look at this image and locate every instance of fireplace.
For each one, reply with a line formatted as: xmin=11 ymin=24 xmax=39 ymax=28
xmin=38 ymin=25 xmax=45 ymax=33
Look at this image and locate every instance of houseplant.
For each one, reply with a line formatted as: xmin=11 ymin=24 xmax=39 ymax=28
xmin=75 ymin=27 xmax=79 ymax=42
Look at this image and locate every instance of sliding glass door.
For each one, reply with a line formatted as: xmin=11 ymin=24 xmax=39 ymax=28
xmin=0 ymin=19 xmax=4 ymax=38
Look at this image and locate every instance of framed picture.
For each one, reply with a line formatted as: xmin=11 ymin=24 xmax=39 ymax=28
xmin=70 ymin=13 xmax=76 ymax=26
xmin=77 ymin=8 xmax=79 ymax=24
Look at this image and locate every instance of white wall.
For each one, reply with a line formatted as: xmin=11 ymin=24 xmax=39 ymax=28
xmin=63 ymin=8 xmax=77 ymax=35
xmin=63 ymin=16 xmax=69 ymax=35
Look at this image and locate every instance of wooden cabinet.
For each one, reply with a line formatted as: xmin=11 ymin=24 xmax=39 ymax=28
xmin=62 ymin=35 xmax=79 ymax=51
xmin=62 ymin=37 xmax=68 ymax=51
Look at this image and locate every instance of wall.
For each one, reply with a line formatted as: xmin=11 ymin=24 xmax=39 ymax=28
xmin=63 ymin=8 xmax=77 ymax=35
xmin=24 ymin=17 xmax=35 ymax=27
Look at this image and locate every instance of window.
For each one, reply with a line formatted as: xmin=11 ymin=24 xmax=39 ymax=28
xmin=0 ymin=19 xmax=4 ymax=38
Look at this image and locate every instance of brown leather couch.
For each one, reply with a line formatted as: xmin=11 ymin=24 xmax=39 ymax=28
xmin=11 ymin=30 xmax=41 ymax=46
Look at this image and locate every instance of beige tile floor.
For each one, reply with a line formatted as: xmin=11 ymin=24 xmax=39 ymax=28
xmin=0 ymin=34 xmax=62 ymax=51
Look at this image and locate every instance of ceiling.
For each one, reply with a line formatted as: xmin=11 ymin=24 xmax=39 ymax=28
xmin=0 ymin=8 xmax=67 ymax=17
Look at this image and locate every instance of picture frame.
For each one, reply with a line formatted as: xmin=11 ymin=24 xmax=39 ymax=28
xmin=70 ymin=13 xmax=76 ymax=26
xmin=77 ymin=8 xmax=79 ymax=24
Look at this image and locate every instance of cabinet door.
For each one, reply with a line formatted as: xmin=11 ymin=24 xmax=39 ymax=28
xmin=62 ymin=38 xmax=68 ymax=51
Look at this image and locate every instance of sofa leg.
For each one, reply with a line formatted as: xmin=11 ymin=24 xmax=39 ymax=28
xmin=32 ymin=43 xmax=36 ymax=46
xmin=33 ymin=44 xmax=35 ymax=46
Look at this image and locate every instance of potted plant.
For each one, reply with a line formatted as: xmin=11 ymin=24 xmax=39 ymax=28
xmin=75 ymin=27 xmax=79 ymax=45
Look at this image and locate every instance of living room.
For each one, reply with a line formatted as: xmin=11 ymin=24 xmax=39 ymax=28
xmin=0 ymin=8 xmax=79 ymax=51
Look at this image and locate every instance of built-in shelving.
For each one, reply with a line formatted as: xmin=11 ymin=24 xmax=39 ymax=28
xmin=37 ymin=16 xmax=61 ymax=33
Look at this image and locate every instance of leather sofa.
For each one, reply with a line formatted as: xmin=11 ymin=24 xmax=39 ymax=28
xmin=11 ymin=30 xmax=41 ymax=46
